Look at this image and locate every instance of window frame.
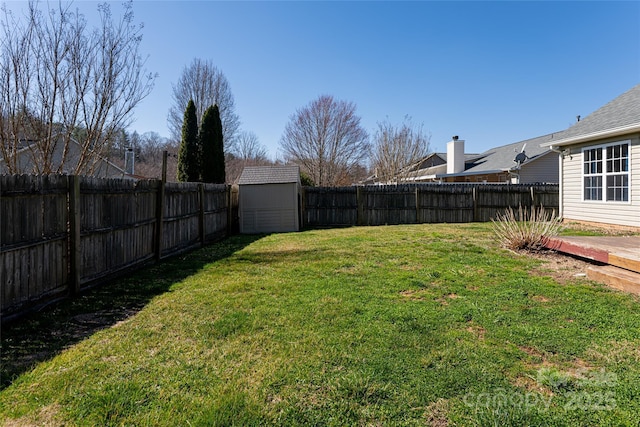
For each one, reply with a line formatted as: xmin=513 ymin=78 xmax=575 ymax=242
xmin=581 ymin=140 xmax=630 ymax=203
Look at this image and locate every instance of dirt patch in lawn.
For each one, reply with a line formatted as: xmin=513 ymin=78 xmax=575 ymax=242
xmin=424 ymin=398 xmax=450 ymax=427
xmin=400 ymin=289 xmax=427 ymax=300
xmin=511 ymin=374 xmax=554 ymax=397
xmin=513 ymin=345 xmax=602 ymax=396
xmin=520 ymin=250 xmax=595 ymax=285
xmin=563 ymin=221 xmax=640 ymax=236
xmin=531 ymin=295 xmax=551 ymax=303
xmin=4 ymin=403 xmax=62 ymax=427
xmin=586 ymin=339 xmax=640 ymax=364
xmin=435 ymin=293 xmax=459 ymax=306
xmin=466 ymin=323 xmax=486 ymax=340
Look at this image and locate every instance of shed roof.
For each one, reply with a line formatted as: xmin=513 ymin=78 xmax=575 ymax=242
xmin=238 ymin=165 xmax=300 ymax=185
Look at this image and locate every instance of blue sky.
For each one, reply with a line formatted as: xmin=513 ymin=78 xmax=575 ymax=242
xmin=6 ymin=1 xmax=640 ymax=159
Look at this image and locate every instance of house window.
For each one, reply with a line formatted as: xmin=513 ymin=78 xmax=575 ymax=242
xmin=582 ymin=142 xmax=629 ymax=202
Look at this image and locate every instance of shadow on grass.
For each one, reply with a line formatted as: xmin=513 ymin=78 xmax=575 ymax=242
xmin=0 ymin=234 xmax=263 ymax=390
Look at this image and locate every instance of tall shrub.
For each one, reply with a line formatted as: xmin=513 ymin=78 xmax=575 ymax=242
xmin=177 ymin=100 xmax=199 ymax=182
xmin=200 ymin=104 xmax=225 ymax=183
xmin=492 ymin=205 xmax=562 ymax=251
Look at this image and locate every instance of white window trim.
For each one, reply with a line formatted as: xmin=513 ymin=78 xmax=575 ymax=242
xmin=581 ymin=140 xmax=631 ymax=204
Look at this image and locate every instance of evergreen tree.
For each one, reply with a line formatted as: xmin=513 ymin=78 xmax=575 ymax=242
xmin=300 ymin=171 xmax=315 ymax=187
xmin=177 ymin=100 xmax=199 ymax=182
xmin=200 ymin=104 xmax=225 ymax=183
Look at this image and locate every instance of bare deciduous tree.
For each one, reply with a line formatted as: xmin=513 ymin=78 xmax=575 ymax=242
xmin=235 ymin=131 xmax=268 ymax=162
xmin=226 ymin=130 xmax=270 ymax=183
xmin=279 ymin=95 xmax=369 ymax=186
xmin=370 ymin=116 xmax=431 ymax=183
xmin=167 ymin=58 xmax=240 ymax=151
xmin=135 ymin=131 xmax=178 ymax=180
xmin=0 ymin=1 xmax=156 ymax=175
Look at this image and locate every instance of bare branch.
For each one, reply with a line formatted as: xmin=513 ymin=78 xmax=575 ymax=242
xmin=235 ymin=130 xmax=268 ymax=162
xmin=0 ymin=0 xmax=156 ymax=175
xmin=370 ymin=116 xmax=431 ymax=183
xmin=279 ymin=95 xmax=369 ymax=186
xmin=225 ymin=130 xmax=271 ymax=183
xmin=167 ymin=58 xmax=240 ymax=152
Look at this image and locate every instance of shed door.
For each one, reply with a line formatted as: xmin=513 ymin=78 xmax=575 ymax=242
xmin=240 ymin=183 xmax=298 ymax=233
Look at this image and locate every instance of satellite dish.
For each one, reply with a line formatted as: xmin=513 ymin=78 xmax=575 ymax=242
xmin=513 ymin=144 xmax=528 ymax=166
xmin=514 ymin=152 xmax=527 ymax=164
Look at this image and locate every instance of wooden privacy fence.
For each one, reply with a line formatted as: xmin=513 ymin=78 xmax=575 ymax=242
xmin=1 ymin=175 xmax=234 ymax=320
xmin=2 ymin=178 xmax=557 ymax=320
xmin=302 ymin=183 xmax=559 ymax=227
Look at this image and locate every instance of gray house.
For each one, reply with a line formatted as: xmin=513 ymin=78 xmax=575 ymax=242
xmin=543 ymin=84 xmax=640 ymax=229
xmin=238 ymin=165 xmax=301 ymax=234
xmin=396 ymin=133 xmax=563 ymax=184
xmin=0 ymin=137 xmax=132 ymax=178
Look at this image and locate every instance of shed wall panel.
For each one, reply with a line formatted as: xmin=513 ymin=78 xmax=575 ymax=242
xmin=239 ymin=183 xmax=299 ymax=233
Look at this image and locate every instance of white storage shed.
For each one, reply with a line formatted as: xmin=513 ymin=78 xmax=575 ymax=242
xmin=238 ymin=165 xmax=301 ymax=234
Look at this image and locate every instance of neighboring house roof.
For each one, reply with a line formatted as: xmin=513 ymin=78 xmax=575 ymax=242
xmin=372 ymin=85 xmax=640 ymax=184
xmin=398 ymin=152 xmax=481 ymax=180
xmin=543 ymin=84 xmax=640 ymax=148
xmin=418 ymin=152 xmax=481 ymax=164
xmin=456 ymin=131 xmax=566 ymax=177
xmin=238 ymin=165 xmax=300 ymax=185
xmin=416 ymin=152 xmax=482 ymax=167
xmin=404 ymin=132 xmax=565 ymax=180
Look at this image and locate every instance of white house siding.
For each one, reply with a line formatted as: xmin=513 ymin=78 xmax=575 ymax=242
xmin=518 ymin=152 xmax=559 ymax=183
xmin=239 ymin=182 xmax=299 ymax=233
xmin=562 ymin=134 xmax=640 ymax=227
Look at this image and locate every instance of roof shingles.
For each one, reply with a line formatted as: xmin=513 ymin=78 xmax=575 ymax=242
xmin=544 ymin=84 xmax=640 ymax=146
xmin=238 ymin=165 xmax=300 ymax=185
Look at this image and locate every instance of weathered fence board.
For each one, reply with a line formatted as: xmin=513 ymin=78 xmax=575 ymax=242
xmin=162 ymin=183 xmax=200 ymax=257
xmin=79 ymin=178 xmax=158 ymax=282
xmin=418 ymin=185 xmax=475 ymax=223
xmin=362 ymin=185 xmax=418 ymax=225
xmin=475 ymin=184 xmax=559 ymax=221
xmin=203 ymin=185 xmax=229 ymax=241
xmin=1 ymin=175 xmax=70 ymax=317
xmin=304 ymin=187 xmax=357 ymax=226
xmin=1 ymin=175 xmax=232 ymax=320
xmin=303 ymin=184 xmax=559 ymax=227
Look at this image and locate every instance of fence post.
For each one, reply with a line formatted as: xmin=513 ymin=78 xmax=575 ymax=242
xmin=226 ymin=185 xmax=233 ymax=236
xmin=357 ymin=186 xmax=365 ymax=226
xmin=155 ymin=151 xmax=167 ymax=260
xmin=530 ymin=186 xmax=536 ymax=207
xmin=68 ymin=175 xmax=81 ymax=294
xmin=472 ymin=186 xmax=478 ymax=222
xmin=199 ymin=184 xmax=205 ymax=245
xmin=154 ymin=180 xmax=165 ymax=260
xmin=299 ymin=186 xmax=306 ymax=229
xmin=415 ymin=187 xmax=420 ymax=224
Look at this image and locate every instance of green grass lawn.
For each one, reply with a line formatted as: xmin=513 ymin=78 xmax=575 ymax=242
xmin=2 ymin=223 xmax=640 ymax=426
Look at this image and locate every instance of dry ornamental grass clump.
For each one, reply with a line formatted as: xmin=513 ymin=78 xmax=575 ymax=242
xmin=492 ymin=205 xmax=563 ymax=251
